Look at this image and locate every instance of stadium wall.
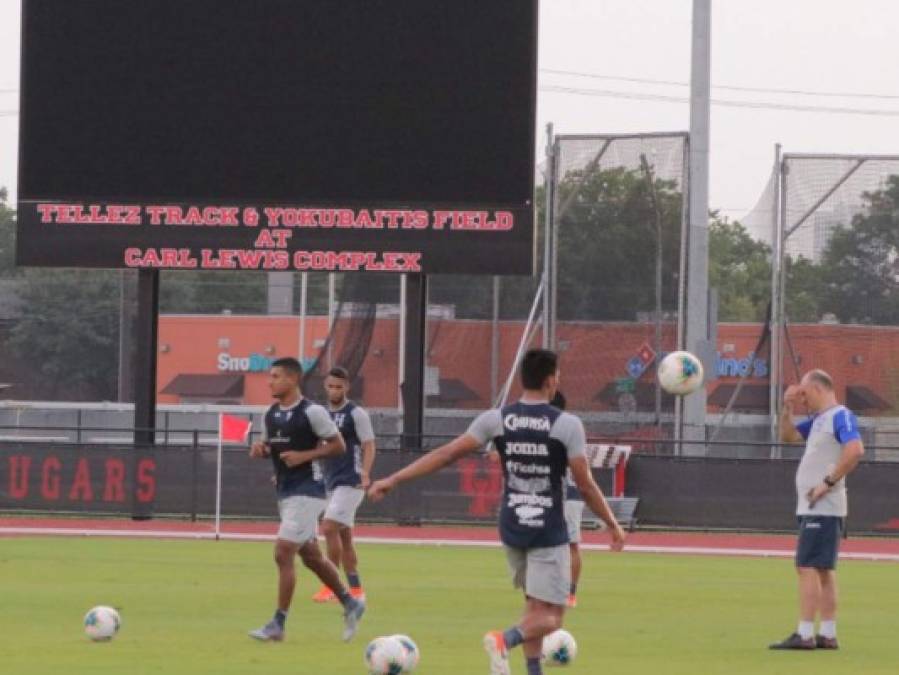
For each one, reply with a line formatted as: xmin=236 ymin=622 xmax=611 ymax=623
xmin=2 ymin=444 xmax=897 ymax=534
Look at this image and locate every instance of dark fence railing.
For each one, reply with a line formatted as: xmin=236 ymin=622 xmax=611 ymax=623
xmin=1 ymin=429 xmax=898 ymax=534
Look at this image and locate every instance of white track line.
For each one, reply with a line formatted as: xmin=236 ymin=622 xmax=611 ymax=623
xmin=2 ymin=526 xmax=899 ymax=562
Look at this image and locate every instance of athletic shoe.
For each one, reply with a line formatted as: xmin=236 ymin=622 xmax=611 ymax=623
xmin=768 ymin=633 xmax=815 ymax=650
xmin=483 ymin=630 xmax=511 ymax=675
xmin=312 ymin=586 xmax=337 ymax=603
xmin=816 ymin=635 xmax=839 ymax=650
xmin=342 ymin=598 xmax=366 ymax=642
xmin=248 ymin=619 xmax=284 ymax=642
xmin=566 ymin=594 xmax=577 ymax=608
xmin=350 ymin=587 xmax=367 ymax=602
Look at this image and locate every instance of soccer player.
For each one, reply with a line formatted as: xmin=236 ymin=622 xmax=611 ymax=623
xmin=311 ymin=366 xmax=376 ymax=603
xmin=247 ymin=357 xmax=365 ymax=643
xmin=769 ymin=369 xmax=864 ymax=651
xmin=369 ymin=349 xmax=626 ymax=675
xmin=553 ymin=391 xmax=584 ymax=609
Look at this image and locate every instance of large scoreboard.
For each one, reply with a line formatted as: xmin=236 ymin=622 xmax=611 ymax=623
xmin=17 ymin=0 xmax=539 ymax=275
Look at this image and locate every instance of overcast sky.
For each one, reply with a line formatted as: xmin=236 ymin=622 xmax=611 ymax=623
xmin=2 ymin=0 xmax=898 ymax=219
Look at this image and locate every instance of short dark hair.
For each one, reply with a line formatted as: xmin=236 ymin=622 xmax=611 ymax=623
xmin=272 ymin=357 xmax=302 ymax=378
xmin=327 ymin=366 xmax=350 ymax=381
xmin=806 ymin=369 xmax=834 ymax=390
xmin=520 ymin=349 xmax=558 ymax=390
xmin=550 ymin=390 xmax=566 ymax=410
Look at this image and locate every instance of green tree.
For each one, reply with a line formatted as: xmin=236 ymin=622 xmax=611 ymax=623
xmin=9 ymin=268 xmax=120 ymax=400
xmin=1 ymin=190 xmax=118 ymax=398
xmin=783 ymin=255 xmax=824 ymax=323
xmin=554 ymin=165 xmax=683 ymax=321
xmin=814 ymin=175 xmax=899 ymax=325
xmin=0 ymin=187 xmax=16 ymax=276
xmin=708 ymin=214 xmax=771 ymax=321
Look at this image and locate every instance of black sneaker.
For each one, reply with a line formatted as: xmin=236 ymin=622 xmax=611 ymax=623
xmin=769 ymin=633 xmax=816 ymax=650
xmin=816 ymin=635 xmax=839 ymax=650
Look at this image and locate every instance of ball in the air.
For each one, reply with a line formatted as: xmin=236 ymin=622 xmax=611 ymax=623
xmin=83 ymin=605 xmax=121 ymax=641
xmin=657 ymin=350 xmax=704 ymax=395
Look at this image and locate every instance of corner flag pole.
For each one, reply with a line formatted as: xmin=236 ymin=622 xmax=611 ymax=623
xmin=215 ymin=413 xmax=223 ymax=541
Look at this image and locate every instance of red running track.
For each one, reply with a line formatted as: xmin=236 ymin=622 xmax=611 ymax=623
xmin=2 ymin=515 xmax=898 ymax=561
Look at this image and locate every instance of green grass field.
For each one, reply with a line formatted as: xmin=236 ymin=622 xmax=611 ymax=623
xmin=1 ymin=537 xmax=897 ymax=674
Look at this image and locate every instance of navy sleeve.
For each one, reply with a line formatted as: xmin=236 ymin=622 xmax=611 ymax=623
xmin=833 ymin=409 xmax=862 ymax=445
xmin=795 ymin=418 xmax=813 ymax=440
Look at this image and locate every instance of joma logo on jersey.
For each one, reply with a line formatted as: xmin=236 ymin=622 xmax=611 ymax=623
xmin=506 ymin=442 xmax=549 ymax=456
xmin=504 ymin=415 xmax=551 ymax=432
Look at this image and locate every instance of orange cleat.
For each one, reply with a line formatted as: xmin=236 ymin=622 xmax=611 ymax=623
xmin=482 ymin=630 xmax=510 ymax=675
xmin=349 ymin=587 xmax=367 ymax=602
xmin=567 ymin=594 xmax=578 ymax=608
xmin=311 ymin=586 xmax=336 ymax=603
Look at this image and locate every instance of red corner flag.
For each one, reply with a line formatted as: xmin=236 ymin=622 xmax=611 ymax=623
xmin=219 ymin=414 xmax=252 ymax=443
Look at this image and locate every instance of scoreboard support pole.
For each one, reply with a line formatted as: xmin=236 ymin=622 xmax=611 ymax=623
xmin=401 ymin=273 xmax=428 ymax=452
xmin=133 ymin=269 xmax=160 ymax=447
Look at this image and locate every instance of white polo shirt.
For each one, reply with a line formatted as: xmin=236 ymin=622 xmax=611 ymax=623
xmin=795 ymin=405 xmax=861 ymax=517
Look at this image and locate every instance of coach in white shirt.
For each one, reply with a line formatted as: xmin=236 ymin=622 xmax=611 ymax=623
xmin=769 ymin=369 xmax=865 ymax=651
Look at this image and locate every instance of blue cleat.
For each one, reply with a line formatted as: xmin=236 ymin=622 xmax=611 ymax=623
xmin=342 ymin=599 xmax=366 ymax=642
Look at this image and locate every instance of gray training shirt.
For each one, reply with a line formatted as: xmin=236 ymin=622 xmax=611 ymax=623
xmin=467 ymin=400 xmax=586 ymax=549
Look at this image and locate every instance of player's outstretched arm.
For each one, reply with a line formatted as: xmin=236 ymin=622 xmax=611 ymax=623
xmin=569 ymin=456 xmax=626 ymax=551
xmin=368 ymin=434 xmax=482 ymax=501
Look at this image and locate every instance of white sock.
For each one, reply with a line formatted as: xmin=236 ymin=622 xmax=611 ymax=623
xmin=797 ymin=621 xmax=815 ymax=640
xmin=819 ymin=620 xmax=837 ymax=639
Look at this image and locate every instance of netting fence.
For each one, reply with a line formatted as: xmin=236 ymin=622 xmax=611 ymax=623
xmin=769 ymin=154 xmax=899 ymax=454
xmin=546 ymin=133 xmax=689 ymax=439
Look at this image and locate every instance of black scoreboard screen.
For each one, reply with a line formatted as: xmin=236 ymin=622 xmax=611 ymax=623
xmin=17 ymin=0 xmax=538 ymax=275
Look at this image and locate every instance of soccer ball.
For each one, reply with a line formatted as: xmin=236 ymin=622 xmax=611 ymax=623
xmin=657 ymin=350 xmax=704 ymax=395
xmin=83 ymin=605 xmax=121 ymax=641
xmin=364 ymin=636 xmax=406 ymax=675
xmin=542 ymin=629 xmax=577 ymax=667
xmin=391 ymin=634 xmax=420 ymax=671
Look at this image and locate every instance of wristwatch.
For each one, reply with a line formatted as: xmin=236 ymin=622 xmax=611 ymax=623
xmin=823 ymin=475 xmax=837 ymax=487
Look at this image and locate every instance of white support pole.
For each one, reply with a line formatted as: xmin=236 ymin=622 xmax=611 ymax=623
xmin=490 ymin=276 xmax=501 ymax=402
xmin=674 ymin=136 xmax=690 ymax=446
xmin=549 ymin=139 xmax=561 ymax=351
xmin=542 ymin=123 xmax=554 ymax=349
xmin=769 ymin=144 xmax=783 ymax=450
xmin=327 ymin=273 xmax=336 ymax=369
xmin=298 ymin=272 xmax=308 ymax=365
xmin=498 ymin=276 xmax=545 ymax=407
xmin=682 ymin=0 xmax=711 ymax=454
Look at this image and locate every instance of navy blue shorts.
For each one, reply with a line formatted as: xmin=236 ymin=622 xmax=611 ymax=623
xmin=795 ymin=516 xmax=843 ymax=570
